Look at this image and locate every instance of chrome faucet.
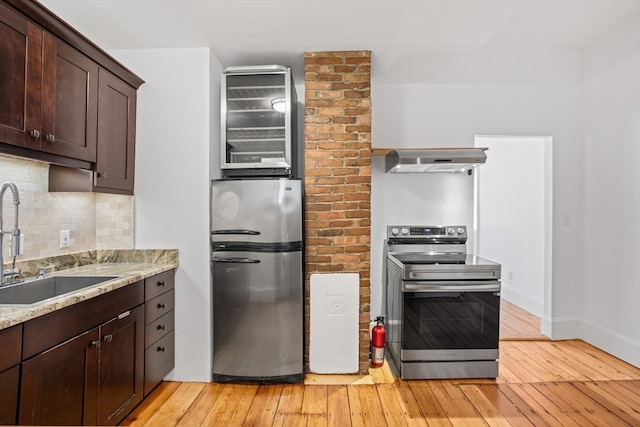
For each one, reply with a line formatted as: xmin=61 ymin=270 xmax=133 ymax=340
xmin=0 ymin=182 xmax=21 ymax=285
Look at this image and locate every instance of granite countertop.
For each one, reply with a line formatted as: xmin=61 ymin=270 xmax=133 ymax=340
xmin=0 ymin=249 xmax=178 ymax=330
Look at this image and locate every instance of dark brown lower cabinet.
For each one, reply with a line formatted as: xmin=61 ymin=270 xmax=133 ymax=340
xmin=0 ymin=366 xmax=20 ymax=425
xmin=20 ymin=327 xmax=100 ymax=426
xmin=19 ymin=305 xmax=144 ymax=426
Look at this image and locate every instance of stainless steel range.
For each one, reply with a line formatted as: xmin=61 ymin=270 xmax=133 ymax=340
xmin=385 ymin=225 xmax=501 ymax=379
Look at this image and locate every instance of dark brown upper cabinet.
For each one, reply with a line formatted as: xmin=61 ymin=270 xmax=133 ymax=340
xmin=1 ymin=0 xmax=144 ymax=193
xmin=94 ymin=68 xmax=137 ymax=194
xmin=0 ymin=2 xmax=43 ymax=152
xmin=0 ymin=4 xmax=98 ymax=163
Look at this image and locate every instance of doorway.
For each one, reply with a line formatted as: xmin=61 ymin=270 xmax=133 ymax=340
xmin=474 ymin=136 xmax=552 ymax=337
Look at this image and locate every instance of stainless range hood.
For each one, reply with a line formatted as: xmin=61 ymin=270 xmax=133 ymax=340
xmin=385 ymin=148 xmax=487 ymax=173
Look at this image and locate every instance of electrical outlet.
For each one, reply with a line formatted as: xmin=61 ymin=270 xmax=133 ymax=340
xmin=60 ymin=230 xmax=70 ymax=248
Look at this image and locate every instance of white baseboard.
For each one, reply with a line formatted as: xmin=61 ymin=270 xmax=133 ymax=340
xmin=543 ymin=316 xmax=639 ymax=368
xmin=500 ymin=282 xmax=544 ymax=318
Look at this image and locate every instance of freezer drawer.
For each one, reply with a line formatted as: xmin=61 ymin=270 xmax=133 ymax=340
xmin=211 ymin=178 xmax=302 ymax=244
xmin=211 ymin=250 xmax=303 ymax=380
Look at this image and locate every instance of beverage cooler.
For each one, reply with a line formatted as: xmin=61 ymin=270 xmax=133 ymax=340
xmin=221 ymin=65 xmax=298 ymax=178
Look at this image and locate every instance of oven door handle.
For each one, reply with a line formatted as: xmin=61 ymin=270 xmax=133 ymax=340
xmin=402 ymin=281 xmax=501 ymax=293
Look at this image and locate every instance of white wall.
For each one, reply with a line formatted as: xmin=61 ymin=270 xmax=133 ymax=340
xmin=110 ymin=48 xmax=221 ymax=381
xmin=474 ymin=136 xmax=548 ymax=318
xmin=581 ymin=14 xmax=640 ymax=366
xmin=370 ymin=48 xmax=585 ymax=335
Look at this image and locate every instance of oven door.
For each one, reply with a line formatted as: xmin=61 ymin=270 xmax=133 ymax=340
xmin=400 ymin=280 xmax=500 ymax=361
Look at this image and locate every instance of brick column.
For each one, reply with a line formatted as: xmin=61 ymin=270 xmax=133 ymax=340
xmin=303 ymin=51 xmax=371 ymax=374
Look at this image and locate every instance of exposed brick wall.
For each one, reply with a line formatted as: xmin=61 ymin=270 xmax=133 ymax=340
xmin=303 ymin=51 xmax=372 ymax=374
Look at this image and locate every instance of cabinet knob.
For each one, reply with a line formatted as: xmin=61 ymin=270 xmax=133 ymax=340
xmin=29 ymin=129 xmax=41 ymax=138
xmin=90 ymin=340 xmax=101 ymax=348
xmin=157 ymin=303 xmax=166 ymax=309
xmin=157 ymin=281 xmax=166 ymax=287
xmin=157 ymin=346 xmax=166 ymax=352
xmin=102 ymin=334 xmax=113 ymax=342
xmin=96 ymin=172 xmax=108 ymax=178
xmin=45 ymin=134 xmax=55 ymax=143
xmin=157 ymin=324 xmax=166 ymax=331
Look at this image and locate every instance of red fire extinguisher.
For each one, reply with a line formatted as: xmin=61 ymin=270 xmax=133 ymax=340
xmin=371 ymin=316 xmax=386 ymax=367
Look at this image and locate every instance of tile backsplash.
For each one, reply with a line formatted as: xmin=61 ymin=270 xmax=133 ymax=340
xmin=0 ymin=154 xmax=133 ymax=265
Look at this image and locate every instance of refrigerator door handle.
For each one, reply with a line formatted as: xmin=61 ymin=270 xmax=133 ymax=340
xmin=211 ymin=257 xmax=261 ymax=264
xmin=211 ymin=229 xmax=261 ymax=236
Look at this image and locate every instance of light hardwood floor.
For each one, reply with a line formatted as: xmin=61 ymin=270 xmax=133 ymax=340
xmin=122 ymin=303 xmax=640 ymax=426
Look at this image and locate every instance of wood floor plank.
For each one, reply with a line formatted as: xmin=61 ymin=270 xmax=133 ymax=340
xmin=571 ymin=381 xmax=640 ymax=426
xmin=394 ymin=381 xmax=430 ymax=427
xmin=565 ymin=341 xmax=640 ymax=379
xmin=302 ymin=385 xmax=327 ymax=415
xmin=376 ymin=384 xmax=410 ymax=427
xmin=499 ymin=343 xmax=546 ymax=383
xmin=200 ymin=384 xmax=257 ymax=427
xmin=457 ymin=384 xmax=512 ymax=427
xmin=175 ymin=382 xmax=224 ymax=426
xmin=242 ymin=384 xmax=283 ymax=427
xmin=552 ymin=341 xmax=636 ymax=381
xmin=347 ymin=386 xmax=366 ymax=427
xmin=508 ymin=383 xmax=567 ymax=426
xmin=225 ymin=384 xmax=259 ymax=427
xmin=357 ymin=384 xmax=387 ymax=427
xmin=529 ymin=382 xmax=602 ymax=427
xmin=428 ymin=381 xmax=488 ymax=427
xmin=275 ymin=384 xmax=305 ymax=415
xmin=519 ymin=341 xmax=593 ymax=381
xmin=509 ymin=341 xmax=573 ymax=381
xmin=143 ymin=382 xmax=205 ymax=427
xmin=121 ymin=381 xmax=181 ymax=426
xmin=496 ymin=383 xmax=552 ymax=427
xmin=407 ymin=380 xmax=453 ymax=427
xmin=473 ymin=384 xmax=536 ymax=427
xmin=327 ymin=385 xmax=352 ymax=427
xmin=554 ymin=382 xmax=632 ymax=426
xmin=273 ymin=413 xmax=308 ymax=427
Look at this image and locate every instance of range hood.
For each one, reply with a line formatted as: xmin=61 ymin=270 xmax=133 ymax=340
xmin=385 ymin=148 xmax=487 ymax=173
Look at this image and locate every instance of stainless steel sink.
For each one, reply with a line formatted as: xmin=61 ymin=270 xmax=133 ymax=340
xmin=0 ymin=275 xmax=120 ymax=305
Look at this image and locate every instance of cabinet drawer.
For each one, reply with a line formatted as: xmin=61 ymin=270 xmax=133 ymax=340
xmin=144 ymin=270 xmax=175 ymax=301
xmin=145 ymin=290 xmax=174 ymax=325
xmin=145 ymin=310 xmax=174 ymax=348
xmin=144 ymin=330 xmax=174 ymax=396
xmin=0 ymin=324 xmax=22 ymax=371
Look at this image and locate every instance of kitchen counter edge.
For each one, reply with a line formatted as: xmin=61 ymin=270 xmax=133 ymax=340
xmin=0 ymin=260 xmax=178 ymax=330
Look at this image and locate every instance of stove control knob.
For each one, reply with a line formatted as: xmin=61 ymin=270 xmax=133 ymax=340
xmin=401 ymin=227 xmax=409 ymax=236
xmin=457 ymin=227 xmax=465 ymax=235
xmin=447 ymin=227 xmax=455 ymax=235
xmin=391 ymin=228 xmax=399 ymax=236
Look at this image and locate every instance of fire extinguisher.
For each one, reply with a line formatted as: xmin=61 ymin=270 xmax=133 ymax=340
xmin=371 ymin=315 xmax=386 ymax=367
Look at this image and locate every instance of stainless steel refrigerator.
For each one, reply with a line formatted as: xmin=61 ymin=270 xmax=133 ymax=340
xmin=210 ymin=178 xmax=303 ymax=382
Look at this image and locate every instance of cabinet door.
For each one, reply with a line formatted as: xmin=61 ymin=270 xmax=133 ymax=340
xmin=97 ymin=306 xmax=144 ymax=426
xmin=94 ymin=68 xmax=137 ymax=194
xmin=41 ymin=32 xmax=98 ymax=162
xmin=19 ymin=327 xmax=100 ymax=426
xmin=0 ymin=3 xmax=42 ymax=150
xmin=0 ymin=366 xmax=19 ymax=425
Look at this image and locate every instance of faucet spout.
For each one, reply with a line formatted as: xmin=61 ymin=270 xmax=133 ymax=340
xmin=1 ymin=182 xmax=21 ymax=285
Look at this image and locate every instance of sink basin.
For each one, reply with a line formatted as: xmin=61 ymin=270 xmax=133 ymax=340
xmin=0 ymin=275 xmax=120 ymax=305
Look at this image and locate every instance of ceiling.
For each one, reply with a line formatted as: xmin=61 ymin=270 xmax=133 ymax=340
xmin=38 ymin=0 xmax=640 ymax=84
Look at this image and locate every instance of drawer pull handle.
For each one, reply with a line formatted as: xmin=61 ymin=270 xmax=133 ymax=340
xmin=157 ymin=303 xmax=166 ymax=309
xmin=157 ymin=346 xmax=166 ymax=352
xmin=29 ymin=129 xmax=41 ymax=138
xmin=157 ymin=281 xmax=166 ymax=287
xmin=45 ymin=133 xmax=55 ymax=143
xmin=157 ymin=324 xmax=166 ymax=331
xmin=103 ymin=334 xmax=113 ymax=342
xmin=90 ymin=340 xmax=101 ymax=348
